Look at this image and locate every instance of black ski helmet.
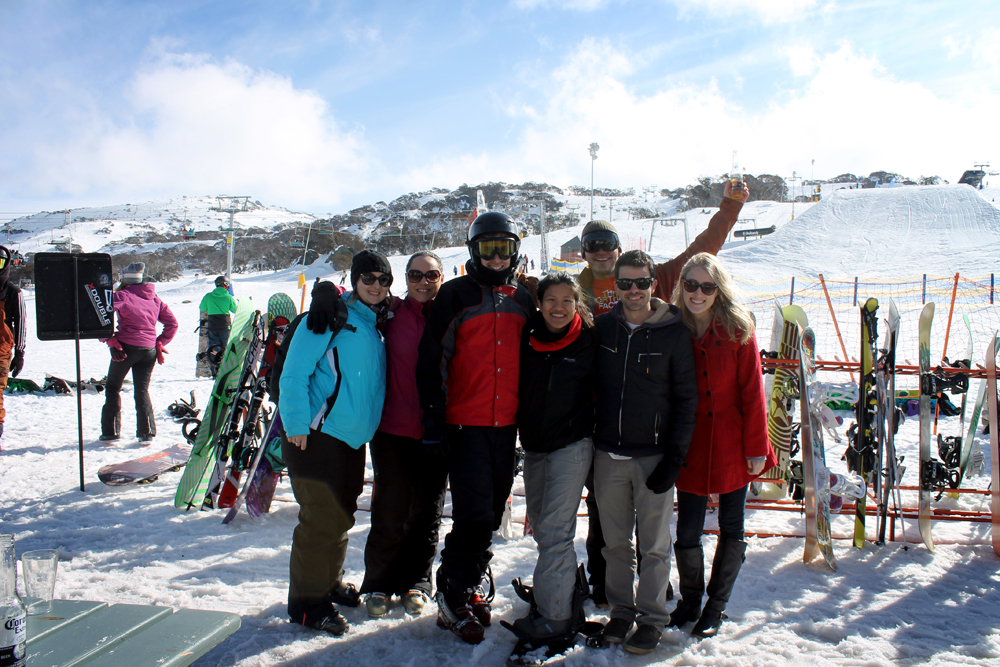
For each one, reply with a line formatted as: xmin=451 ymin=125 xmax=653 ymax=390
xmin=215 ymin=276 xmax=229 ymax=288
xmin=467 ymin=211 xmax=521 ymax=262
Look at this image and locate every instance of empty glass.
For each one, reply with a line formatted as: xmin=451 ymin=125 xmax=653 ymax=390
xmin=20 ymin=549 xmax=58 ymax=615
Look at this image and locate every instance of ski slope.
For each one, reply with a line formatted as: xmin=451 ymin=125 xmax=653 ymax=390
xmin=2 ymin=184 xmax=1000 ymax=666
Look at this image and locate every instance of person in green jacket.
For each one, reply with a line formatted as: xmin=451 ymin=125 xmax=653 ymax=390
xmin=199 ymin=276 xmax=237 ymax=377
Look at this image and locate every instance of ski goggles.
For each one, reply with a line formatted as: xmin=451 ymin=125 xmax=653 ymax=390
xmin=0 ymin=256 xmax=6 ymax=269
xmin=582 ymin=238 xmax=619 ymax=254
xmin=407 ymin=269 xmax=442 ymax=283
xmin=474 ymin=238 xmax=518 ymax=260
xmin=615 ymin=277 xmax=654 ymax=291
xmin=682 ymin=279 xmax=718 ymax=296
xmin=359 ymin=272 xmax=393 ymax=287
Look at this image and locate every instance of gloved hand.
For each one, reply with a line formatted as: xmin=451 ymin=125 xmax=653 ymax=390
xmin=10 ymin=349 xmax=24 ymax=377
xmin=155 ymin=341 xmax=168 ymax=365
xmin=421 ymin=419 xmax=449 ymax=464
xmin=107 ymin=337 xmax=127 ymax=362
xmin=306 ymin=281 xmax=343 ymax=334
xmin=645 ymin=456 xmax=684 ymax=494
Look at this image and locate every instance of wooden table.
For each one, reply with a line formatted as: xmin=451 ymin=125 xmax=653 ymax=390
xmin=25 ymin=598 xmax=241 ymax=667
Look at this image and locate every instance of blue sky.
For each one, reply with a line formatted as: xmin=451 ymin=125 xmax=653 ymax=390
xmin=1 ymin=0 xmax=998 ymax=216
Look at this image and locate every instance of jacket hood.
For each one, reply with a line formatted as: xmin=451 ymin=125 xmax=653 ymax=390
xmin=611 ymin=297 xmax=681 ymax=328
xmin=121 ymin=283 xmax=157 ymax=299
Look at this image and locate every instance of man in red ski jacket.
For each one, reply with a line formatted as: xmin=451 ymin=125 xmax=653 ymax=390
xmin=417 ymin=212 xmax=536 ymax=645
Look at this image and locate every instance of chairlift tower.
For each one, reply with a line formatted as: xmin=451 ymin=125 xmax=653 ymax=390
xmin=210 ymin=196 xmax=251 ymax=282
xmin=527 ymin=200 xmax=549 ymax=273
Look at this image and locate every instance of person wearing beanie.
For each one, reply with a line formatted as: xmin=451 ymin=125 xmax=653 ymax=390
xmin=100 ymin=262 xmax=178 ymax=444
xmin=575 ymin=178 xmax=751 ymax=606
xmin=0 ymin=245 xmax=26 ymax=450
xmin=417 ymin=211 xmax=536 ymax=644
xmin=278 ymin=250 xmax=390 ymax=637
xmin=198 ymin=276 xmax=238 ymax=377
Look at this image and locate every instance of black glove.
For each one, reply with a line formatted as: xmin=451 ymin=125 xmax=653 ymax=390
xmin=306 ymin=282 xmax=343 ymax=334
xmin=10 ymin=349 xmax=23 ymax=377
xmin=645 ymin=456 xmax=684 ymax=494
xmin=421 ymin=420 xmax=449 ymax=464
xmin=111 ymin=347 xmax=127 ymax=362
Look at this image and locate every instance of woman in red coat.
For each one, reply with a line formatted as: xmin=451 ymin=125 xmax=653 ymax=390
xmin=668 ymin=252 xmax=776 ymax=639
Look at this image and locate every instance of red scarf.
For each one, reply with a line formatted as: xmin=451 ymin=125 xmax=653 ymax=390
xmin=530 ymin=313 xmax=583 ymax=351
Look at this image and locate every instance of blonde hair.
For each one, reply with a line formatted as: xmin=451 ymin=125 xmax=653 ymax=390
xmin=672 ymin=253 xmax=755 ymax=344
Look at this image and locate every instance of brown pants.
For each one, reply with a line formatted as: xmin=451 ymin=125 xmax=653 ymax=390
xmin=282 ymin=430 xmax=366 ymax=613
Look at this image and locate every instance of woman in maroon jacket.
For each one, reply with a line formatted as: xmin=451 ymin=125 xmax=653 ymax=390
xmin=668 ymin=252 xmax=776 ymax=639
xmin=360 ymin=251 xmax=448 ymax=619
xmin=100 ymin=262 xmax=178 ymax=445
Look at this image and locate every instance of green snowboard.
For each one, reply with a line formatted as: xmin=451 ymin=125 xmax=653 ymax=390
xmin=174 ymin=297 xmax=256 ymax=510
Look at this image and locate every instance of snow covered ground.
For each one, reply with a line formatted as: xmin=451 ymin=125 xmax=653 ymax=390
xmin=2 ymin=184 xmax=1000 ymax=666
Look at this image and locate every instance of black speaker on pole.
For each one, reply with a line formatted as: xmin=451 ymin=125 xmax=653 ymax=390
xmin=34 ymin=252 xmax=114 ymax=340
xmin=33 ymin=252 xmax=115 ymax=492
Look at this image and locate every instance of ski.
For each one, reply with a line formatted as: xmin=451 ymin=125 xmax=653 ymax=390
xmin=798 ymin=325 xmax=836 ymax=570
xmin=960 ymin=332 xmax=998 ymax=485
xmin=876 ymin=299 xmax=905 ymax=545
xmin=917 ymin=302 xmax=935 ymax=552
xmin=98 ymin=443 xmax=191 ymax=486
xmin=988 ymin=335 xmax=1000 ymax=558
xmin=222 ymin=411 xmax=277 ymax=524
xmin=759 ymin=303 xmax=808 ymax=499
xmin=207 ymin=311 xmax=267 ymax=510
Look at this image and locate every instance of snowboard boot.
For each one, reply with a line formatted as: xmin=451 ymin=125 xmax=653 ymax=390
xmin=510 ymin=614 xmax=573 ymax=641
xmin=470 ymin=566 xmax=495 ymax=627
xmin=691 ymin=537 xmax=747 ymax=639
xmin=435 ymin=569 xmax=485 ymax=645
xmin=667 ymin=543 xmax=704 ymax=627
xmin=289 ymin=601 xmax=348 ymax=636
xmin=325 ymin=579 xmax=361 ymax=607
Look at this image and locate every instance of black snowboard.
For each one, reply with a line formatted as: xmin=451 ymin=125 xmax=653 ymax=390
xmin=503 ymin=621 xmax=605 ymax=666
xmin=98 ymin=444 xmax=192 ymax=486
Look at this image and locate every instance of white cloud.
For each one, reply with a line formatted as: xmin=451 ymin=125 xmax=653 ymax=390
xmin=23 ymin=53 xmax=377 ymax=210
xmin=672 ymin=0 xmax=821 ymax=24
xmin=402 ymin=39 xmax=1000 ymax=194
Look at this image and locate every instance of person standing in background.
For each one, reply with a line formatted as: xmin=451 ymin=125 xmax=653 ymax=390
xmin=199 ymin=276 xmax=237 ymax=377
xmin=100 ymin=262 xmax=178 ymax=445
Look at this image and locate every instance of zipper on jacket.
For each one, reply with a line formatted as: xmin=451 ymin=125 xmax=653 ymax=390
xmin=617 ymin=325 xmax=636 ymax=447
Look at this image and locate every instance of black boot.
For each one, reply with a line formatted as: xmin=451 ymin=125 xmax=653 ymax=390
xmin=692 ymin=537 xmax=746 ymax=639
xmin=667 ymin=543 xmax=704 ymax=627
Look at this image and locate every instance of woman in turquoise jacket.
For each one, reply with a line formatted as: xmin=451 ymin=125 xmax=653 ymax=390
xmin=280 ymin=250 xmax=391 ymax=637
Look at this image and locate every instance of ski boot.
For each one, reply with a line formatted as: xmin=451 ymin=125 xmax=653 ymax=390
xmin=435 ymin=570 xmax=485 ymax=645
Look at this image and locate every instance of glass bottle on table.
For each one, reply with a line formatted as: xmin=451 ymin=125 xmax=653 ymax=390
xmin=0 ymin=534 xmax=27 ymax=667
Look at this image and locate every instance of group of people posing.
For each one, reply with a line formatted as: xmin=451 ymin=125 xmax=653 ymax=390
xmin=274 ymin=178 xmax=777 ymax=656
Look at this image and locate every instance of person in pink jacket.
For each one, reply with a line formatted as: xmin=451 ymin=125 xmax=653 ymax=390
xmin=668 ymin=252 xmax=776 ymax=639
xmin=360 ymin=250 xmax=448 ymax=619
xmin=100 ymin=262 xmax=178 ymax=445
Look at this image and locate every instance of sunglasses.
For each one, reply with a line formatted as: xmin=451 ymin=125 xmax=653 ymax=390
xmin=359 ymin=272 xmax=393 ymax=287
xmin=407 ymin=269 xmax=442 ymax=283
xmin=582 ymin=239 xmax=619 ymax=254
xmin=475 ymin=238 xmax=518 ymax=260
xmin=682 ymin=279 xmax=718 ymax=296
xmin=615 ymin=277 xmax=654 ymax=291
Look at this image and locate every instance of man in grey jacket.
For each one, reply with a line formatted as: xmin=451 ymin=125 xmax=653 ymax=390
xmin=592 ymin=249 xmax=698 ymax=655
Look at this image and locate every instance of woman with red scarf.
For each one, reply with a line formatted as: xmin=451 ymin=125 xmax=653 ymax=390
xmin=511 ymin=273 xmax=597 ymax=642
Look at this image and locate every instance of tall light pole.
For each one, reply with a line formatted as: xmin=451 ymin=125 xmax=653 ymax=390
xmin=589 ymin=142 xmax=600 ymax=221
xmin=789 ymin=172 xmax=800 ymax=221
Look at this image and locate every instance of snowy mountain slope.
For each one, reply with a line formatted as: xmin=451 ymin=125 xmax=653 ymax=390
xmin=723 ymin=185 xmax=1000 ymax=280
